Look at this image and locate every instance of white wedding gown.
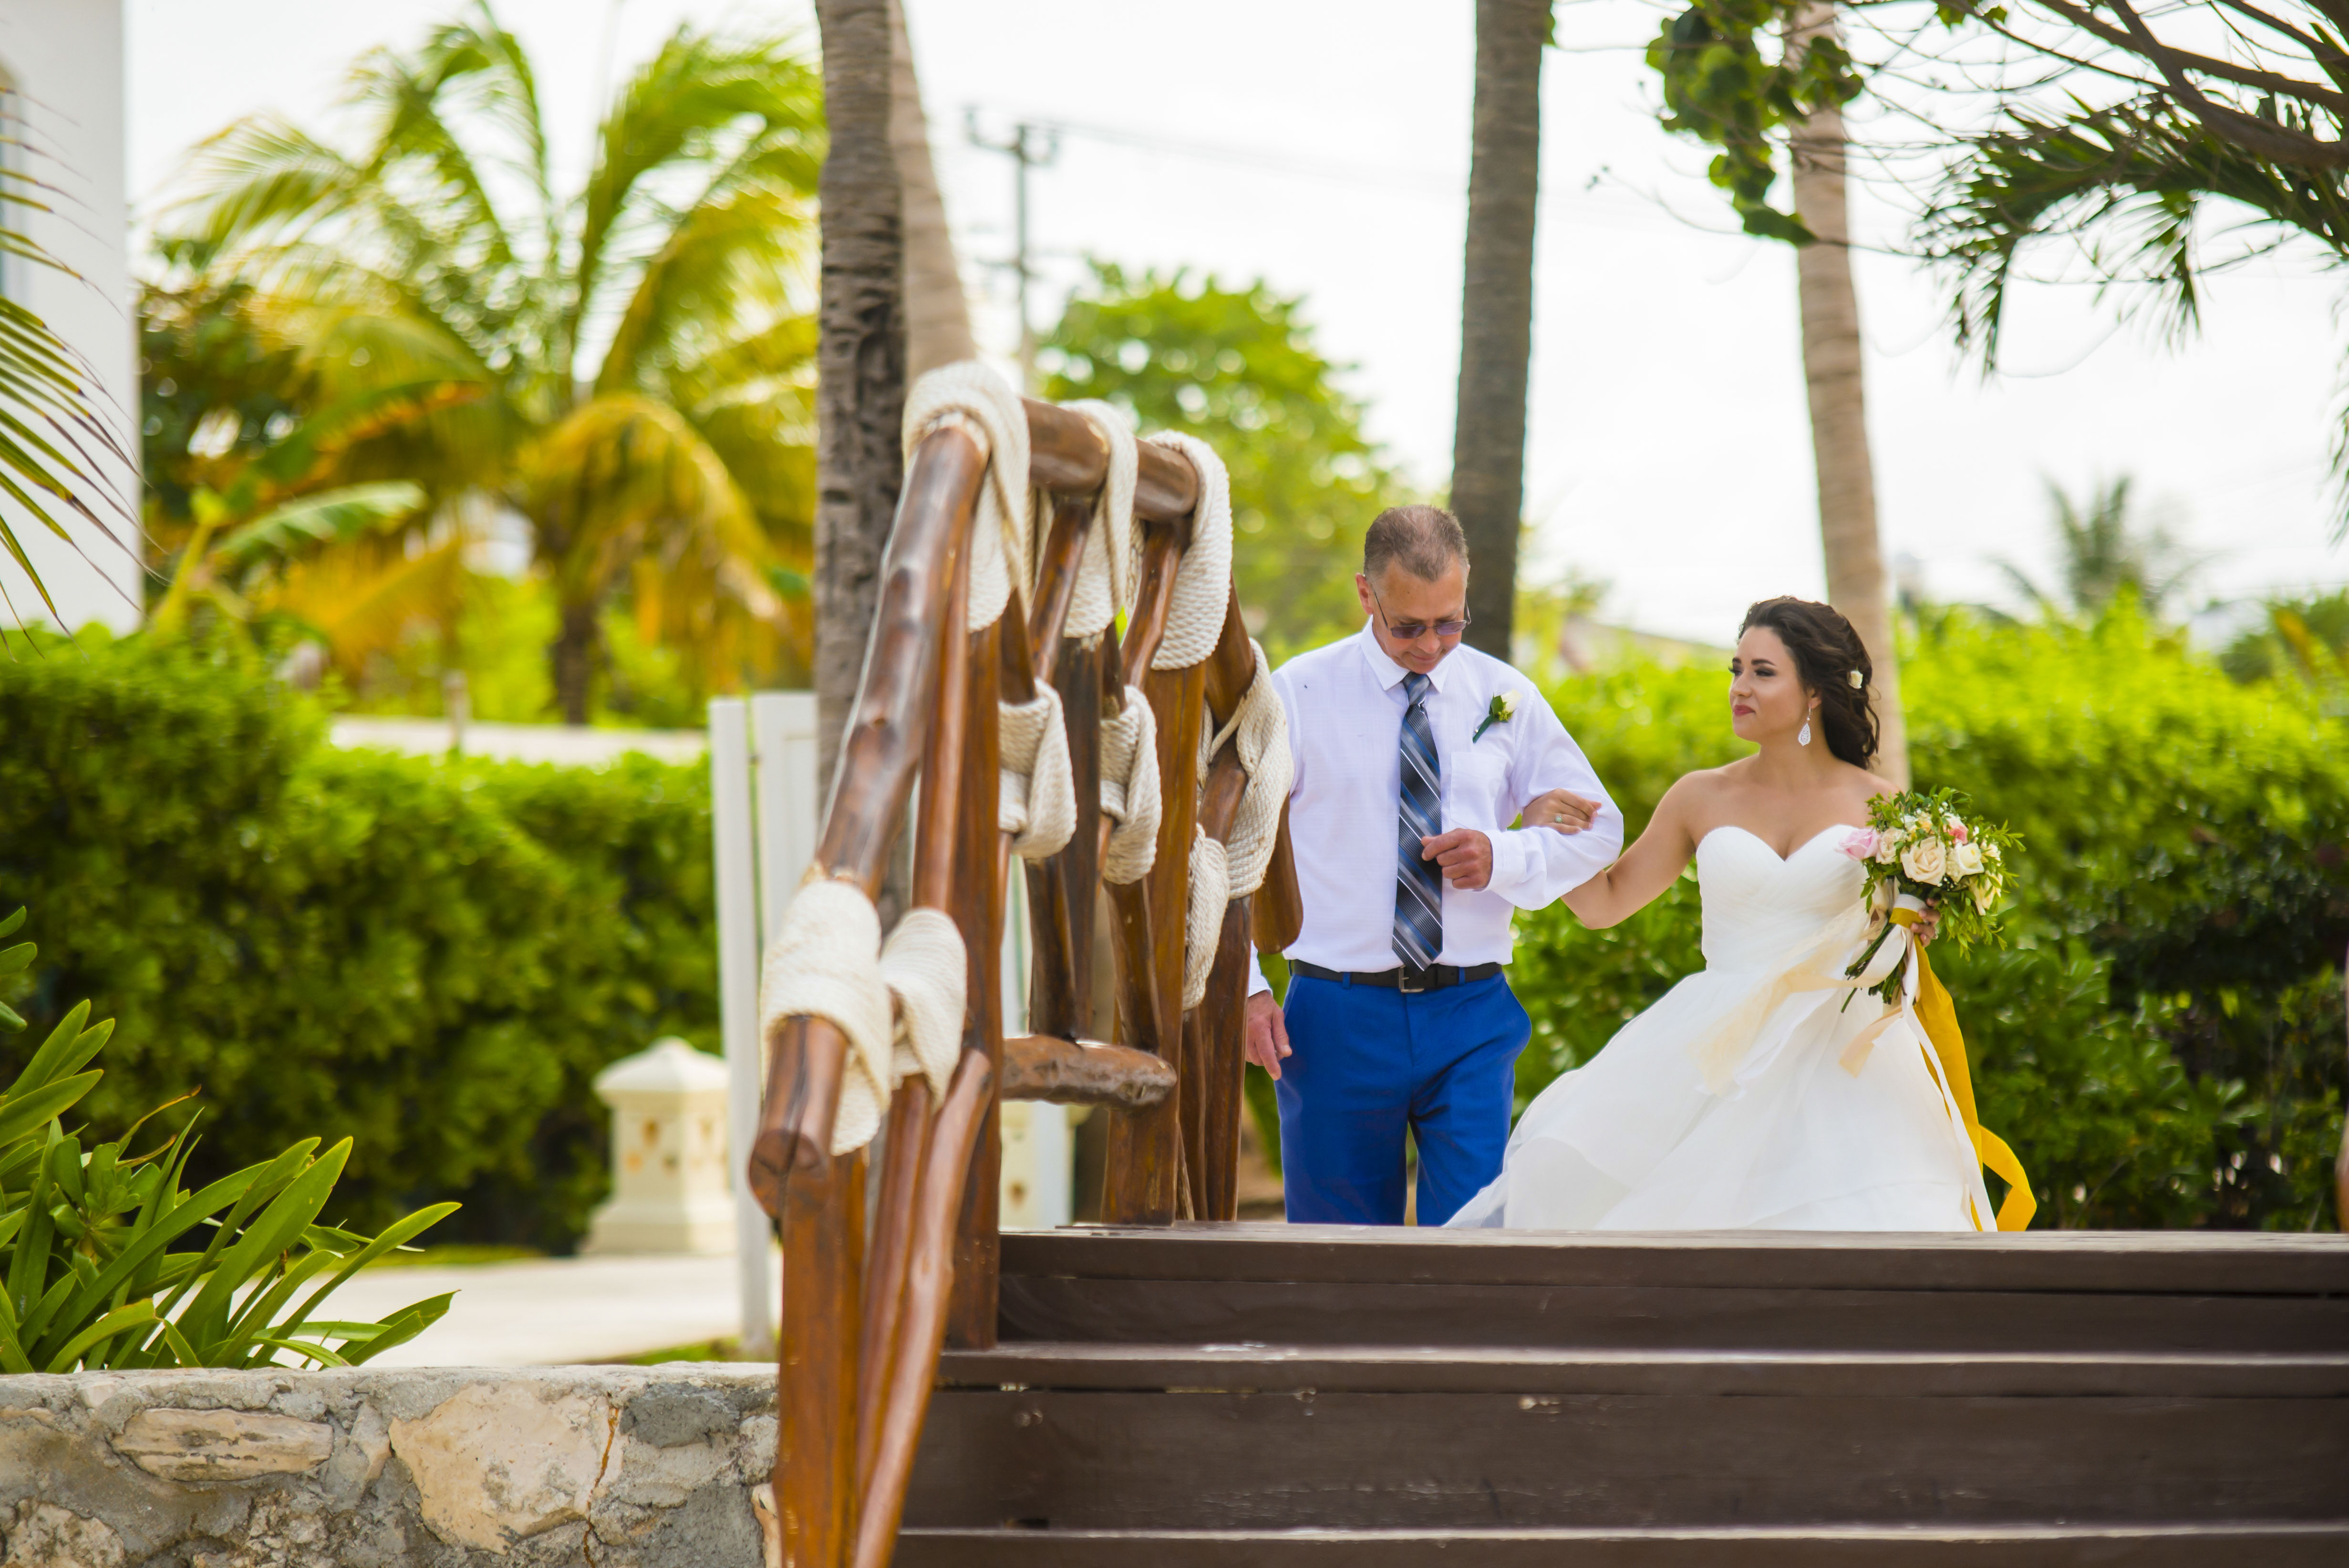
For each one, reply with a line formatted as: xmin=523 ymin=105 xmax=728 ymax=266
xmin=1449 ymin=825 xmax=1993 ymax=1232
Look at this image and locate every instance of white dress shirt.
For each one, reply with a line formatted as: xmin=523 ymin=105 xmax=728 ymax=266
xmin=1248 ymin=621 xmax=1624 ymax=994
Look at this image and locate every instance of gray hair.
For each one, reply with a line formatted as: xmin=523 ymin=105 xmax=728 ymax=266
xmin=1362 ymin=504 xmax=1469 ymax=583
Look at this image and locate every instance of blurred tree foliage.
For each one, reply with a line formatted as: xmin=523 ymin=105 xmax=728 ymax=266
xmin=1040 ymin=263 xmax=1405 ymax=662
xmin=1996 ymin=477 xmax=2203 ymax=619
xmin=2224 ymin=589 xmax=2349 ymax=701
xmin=1511 ymin=603 xmax=2346 ymax=1230
xmin=146 ymin=4 xmax=822 ymax=720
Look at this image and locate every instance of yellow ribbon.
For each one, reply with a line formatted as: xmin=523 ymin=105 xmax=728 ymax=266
xmin=1888 ymin=908 xmax=2036 ymax=1232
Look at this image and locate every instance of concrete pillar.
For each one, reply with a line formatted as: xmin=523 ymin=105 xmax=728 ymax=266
xmin=584 ymin=1039 xmax=735 ymax=1255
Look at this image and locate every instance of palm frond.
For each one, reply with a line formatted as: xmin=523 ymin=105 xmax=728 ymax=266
xmin=210 ymin=482 xmax=426 ymax=574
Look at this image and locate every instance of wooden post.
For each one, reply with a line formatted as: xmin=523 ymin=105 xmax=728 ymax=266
xmin=1102 ymin=656 xmax=1205 ymax=1224
xmin=945 ymin=619 xmax=1004 ymax=1348
xmin=852 ymin=473 xmax=972 ymax=1494
xmin=755 ymin=423 xmax=981 ymax=1568
xmin=774 ymin=1019 xmax=863 ymax=1566
xmin=1027 ymin=632 xmax=1100 ymax=1043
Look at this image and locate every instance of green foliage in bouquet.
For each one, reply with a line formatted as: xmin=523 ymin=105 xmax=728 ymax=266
xmin=1840 ymin=788 xmax=2023 ymax=1005
xmin=0 ymin=908 xmax=455 ymax=1372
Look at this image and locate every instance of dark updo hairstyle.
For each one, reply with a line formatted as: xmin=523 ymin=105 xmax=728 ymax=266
xmin=1738 ymin=596 xmax=1879 ymax=770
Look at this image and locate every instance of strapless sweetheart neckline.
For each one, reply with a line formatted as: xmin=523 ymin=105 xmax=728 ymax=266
xmin=1697 ymin=823 xmax=1856 ymax=864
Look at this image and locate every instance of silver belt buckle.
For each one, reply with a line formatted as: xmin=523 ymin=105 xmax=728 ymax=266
xmin=1397 ymin=965 xmax=1428 ymax=994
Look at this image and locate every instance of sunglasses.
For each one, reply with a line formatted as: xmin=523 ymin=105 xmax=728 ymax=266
xmin=1368 ymin=581 xmax=1472 ymax=642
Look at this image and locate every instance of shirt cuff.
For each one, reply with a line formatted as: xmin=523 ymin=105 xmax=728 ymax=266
xmin=1247 ymin=953 xmax=1273 ymax=998
xmin=1483 ymin=826 xmax=1541 ymax=905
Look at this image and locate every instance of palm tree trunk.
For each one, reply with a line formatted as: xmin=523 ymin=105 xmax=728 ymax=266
xmin=814 ymin=0 xmax=908 ymax=796
xmin=553 ymin=598 xmax=599 ymax=725
xmin=889 ymin=0 xmax=974 ymax=379
xmin=1450 ymin=0 xmax=1548 ymax=662
xmin=1787 ymin=0 xmax=1908 ymax=785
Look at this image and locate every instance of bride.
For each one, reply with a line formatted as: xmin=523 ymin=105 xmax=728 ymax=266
xmin=1449 ymin=596 xmax=1996 ymax=1232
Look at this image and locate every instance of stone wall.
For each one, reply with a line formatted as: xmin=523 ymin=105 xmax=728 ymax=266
xmin=0 ymin=1366 xmax=780 ymax=1567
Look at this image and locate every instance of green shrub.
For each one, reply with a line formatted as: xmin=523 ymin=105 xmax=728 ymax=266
xmin=1 ymin=908 xmax=456 ymax=1372
xmin=0 ymin=635 xmax=715 ymax=1251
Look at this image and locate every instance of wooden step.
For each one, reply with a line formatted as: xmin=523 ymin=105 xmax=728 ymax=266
xmin=905 ymin=1343 xmax=2349 ymax=1530
xmin=1000 ymin=1225 xmax=2349 ymax=1353
xmin=895 ymin=1523 xmax=2349 ymax=1567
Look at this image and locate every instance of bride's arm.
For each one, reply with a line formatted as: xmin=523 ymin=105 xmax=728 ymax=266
xmin=1558 ymin=778 xmax=1702 ymax=928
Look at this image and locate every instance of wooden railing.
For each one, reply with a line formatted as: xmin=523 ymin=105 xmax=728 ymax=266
xmin=749 ymin=395 xmax=1302 ymax=1568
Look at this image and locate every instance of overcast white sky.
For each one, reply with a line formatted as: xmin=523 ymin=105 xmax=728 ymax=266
xmin=127 ymin=0 xmax=2345 ymax=643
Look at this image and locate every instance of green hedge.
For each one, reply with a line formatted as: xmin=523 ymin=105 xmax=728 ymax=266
xmin=1515 ymin=607 xmax=2348 ymax=1230
xmin=0 ymin=635 xmax=715 ymax=1251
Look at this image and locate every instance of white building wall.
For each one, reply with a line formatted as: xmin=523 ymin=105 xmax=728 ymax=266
xmin=0 ymin=0 xmax=139 ymax=634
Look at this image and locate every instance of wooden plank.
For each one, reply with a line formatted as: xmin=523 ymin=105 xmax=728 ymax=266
xmin=944 ymin=619 xmax=1004 ymax=1351
xmin=1001 ymin=1034 xmax=1176 ymax=1109
xmin=1100 ymin=658 xmax=1205 ymax=1225
xmin=935 ymin=1341 xmax=2349 ymax=1398
xmin=1021 ymin=398 xmax=1198 ymax=529
xmin=997 ymin=1275 xmax=2349 ymax=1356
xmin=996 ymin=1224 xmax=2349 ymax=1297
xmin=854 ymin=1050 xmax=995 ymax=1568
xmin=752 ymin=423 xmax=983 ymax=1192
xmin=1026 ymin=495 xmax=1092 ymax=665
xmin=854 ymin=461 xmax=974 ymax=1488
xmin=1199 ymin=898 xmax=1250 ymax=1221
xmin=1251 ymin=795 xmax=1303 ymax=954
xmin=894 ymin=1524 xmax=2349 ymax=1568
xmin=776 ymin=1137 xmax=861 ymax=1562
xmin=903 ymin=1387 xmax=2349 ymax=1530
xmin=1024 ymin=625 xmax=1101 ymax=1048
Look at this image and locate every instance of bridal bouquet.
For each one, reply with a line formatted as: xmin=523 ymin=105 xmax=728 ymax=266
xmin=1839 ymin=788 xmax=2020 ymax=1004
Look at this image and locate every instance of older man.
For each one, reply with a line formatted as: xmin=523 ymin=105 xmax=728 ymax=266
xmin=1245 ymin=505 xmax=1622 ymax=1225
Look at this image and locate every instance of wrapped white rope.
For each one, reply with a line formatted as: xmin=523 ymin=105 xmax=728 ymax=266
xmin=998 ymin=684 xmax=1077 ymax=861
xmin=902 ymin=361 xmax=1033 ymax=633
xmin=1180 ymin=831 xmax=1230 ymax=1010
xmin=1058 ymin=399 xmax=1139 ymax=639
xmin=1176 ymin=639 xmax=1294 ymax=1009
xmin=1197 ymin=639 xmax=1292 ymax=899
xmin=1141 ymin=431 xmax=1234 ymax=671
xmin=1097 ymin=688 xmax=1162 ymax=886
xmin=877 ymin=908 xmax=967 ymax=1100
xmin=757 ymin=880 xmax=970 ymax=1155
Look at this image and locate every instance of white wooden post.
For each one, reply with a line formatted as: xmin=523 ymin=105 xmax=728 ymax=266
xmin=711 ymin=691 xmax=821 ymax=1356
xmin=707 ymin=698 xmax=766 ymax=1351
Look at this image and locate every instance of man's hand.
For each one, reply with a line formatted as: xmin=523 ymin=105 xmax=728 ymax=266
xmin=1421 ymin=827 xmax=1493 ymax=891
xmin=1244 ymin=991 xmax=1291 ymax=1080
xmin=1524 ymin=788 xmax=1602 ymax=834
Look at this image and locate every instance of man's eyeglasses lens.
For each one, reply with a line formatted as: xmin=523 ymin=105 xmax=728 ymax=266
xmin=1370 ymin=584 xmax=1470 ymax=641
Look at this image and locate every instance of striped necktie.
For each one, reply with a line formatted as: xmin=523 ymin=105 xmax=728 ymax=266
xmin=1393 ymin=671 xmax=1442 ymax=970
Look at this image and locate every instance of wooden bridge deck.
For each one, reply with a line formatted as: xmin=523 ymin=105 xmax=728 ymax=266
xmin=899 ymin=1224 xmax=2349 ymax=1565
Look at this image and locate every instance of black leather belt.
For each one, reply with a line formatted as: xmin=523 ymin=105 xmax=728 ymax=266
xmin=1288 ymin=959 xmax=1504 ymax=994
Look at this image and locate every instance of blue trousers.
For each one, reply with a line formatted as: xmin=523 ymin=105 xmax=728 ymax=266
xmin=1275 ymin=971 xmax=1530 ymax=1226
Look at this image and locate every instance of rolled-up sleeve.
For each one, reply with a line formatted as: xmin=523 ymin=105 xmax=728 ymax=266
xmin=1481 ymin=696 xmax=1623 ymax=907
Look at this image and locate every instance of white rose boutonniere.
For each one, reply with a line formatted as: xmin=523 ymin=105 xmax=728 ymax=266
xmin=1473 ymin=688 xmax=1520 ymax=742
xmin=1900 ymin=836 xmax=1948 ymax=885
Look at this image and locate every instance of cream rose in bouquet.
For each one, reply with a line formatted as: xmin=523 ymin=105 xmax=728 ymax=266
xmin=1837 ymin=787 xmax=2020 ymax=1004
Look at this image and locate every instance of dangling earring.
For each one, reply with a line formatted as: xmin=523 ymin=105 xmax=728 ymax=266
xmin=1798 ymin=709 xmax=1814 ymax=747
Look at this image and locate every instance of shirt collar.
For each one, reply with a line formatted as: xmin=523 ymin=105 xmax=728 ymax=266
xmin=1356 ymin=618 xmax=1456 ymax=693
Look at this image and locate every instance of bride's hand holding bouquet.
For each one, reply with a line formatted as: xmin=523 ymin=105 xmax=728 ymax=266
xmin=1839 ymin=787 xmax=2020 ymax=1006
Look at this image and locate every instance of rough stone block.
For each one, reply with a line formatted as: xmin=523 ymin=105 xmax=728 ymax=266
xmin=113 ymin=1409 xmax=335 ymax=1484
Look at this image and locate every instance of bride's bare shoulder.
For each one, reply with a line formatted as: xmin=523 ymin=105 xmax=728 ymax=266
xmin=1856 ymin=765 xmax=1902 ymax=798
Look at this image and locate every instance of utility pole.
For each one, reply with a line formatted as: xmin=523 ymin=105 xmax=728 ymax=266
xmin=964 ymin=112 xmax=1059 ymax=392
